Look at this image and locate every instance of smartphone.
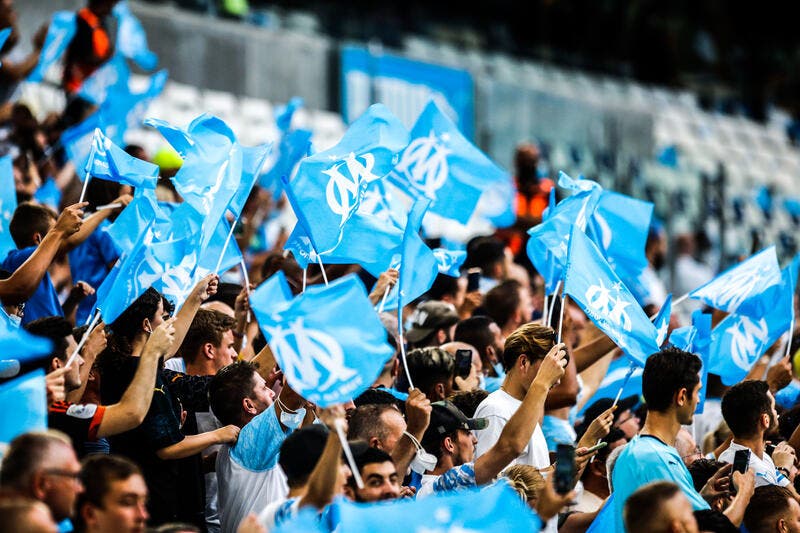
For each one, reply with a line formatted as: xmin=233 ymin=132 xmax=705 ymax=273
xmin=455 ymin=349 xmax=473 ymax=379
xmin=554 ymin=443 xmax=576 ymax=494
xmin=466 ymin=268 xmax=482 ymax=292
xmin=731 ymin=448 xmax=750 ymax=494
xmin=766 ymin=443 xmax=776 ymax=456
xmin=577 ymin=441 xmax=608 ymax=456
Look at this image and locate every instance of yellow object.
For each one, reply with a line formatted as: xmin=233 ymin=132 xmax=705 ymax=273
xmin=152 ymin=145 xmax=183 ymax=170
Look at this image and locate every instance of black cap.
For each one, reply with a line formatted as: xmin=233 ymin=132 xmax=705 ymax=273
xmin=576 ymin=395 xmax=640 ymax=439
xmin=406 ymin=301 xmax=459 ymax=344
xmin=421 ymin=401 xmax=488 ymax=452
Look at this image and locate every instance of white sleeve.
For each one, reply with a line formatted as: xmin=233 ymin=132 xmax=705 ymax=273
xmin=474 ymin=413 xmax=507 ymax=459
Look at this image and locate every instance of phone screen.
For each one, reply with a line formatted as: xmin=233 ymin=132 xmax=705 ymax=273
xmin=555 ymin=444 xmax=576 ymax=494
xmin=466 ymin=268 xmax=481 ymax=292
xmin=455 ymin=349 xmax=472 ymax=379
xmin=731 ymin=448 xmax=750 ymax=494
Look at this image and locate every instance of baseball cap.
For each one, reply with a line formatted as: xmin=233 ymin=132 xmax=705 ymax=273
xmin=421 ymin=401 xmax=488 ymax=451
xmin=406 ymin=301 xmax=459 ymax=344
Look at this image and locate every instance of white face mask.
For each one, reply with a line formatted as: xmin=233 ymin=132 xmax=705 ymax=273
xmin=276 ymin=397 xmax=305 ymax=430
xmin=2 ymin=308 xmax=21 ymax=329
xmin=404 ymin=431 xmax=437 ymax=474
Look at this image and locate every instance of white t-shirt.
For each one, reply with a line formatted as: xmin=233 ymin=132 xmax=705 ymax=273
xmin=473 ymin=389 xmax=550 ymax=469
xmin=216 ymin=404 xmax=290 ymax=533
xmin=718 ymin=442 xmax=790 ymax=488
xmin=197 ymin=411 xmax=222 ymax=533
xmin=163 ymin=357 xmax=186 ymax=373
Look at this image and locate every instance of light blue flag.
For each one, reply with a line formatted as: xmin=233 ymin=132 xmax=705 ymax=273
xmin=564 ymin=227 xmax=660 ymax=366
xmin=389 ymin=100 xmax=511 ymax=226
xmin=0 ymin=370 xmax=47 ymax=444
xmin=709 ymin=258 xmax=798 ymax=386
xmin=275 ymin=97 xmax=304 ymax=133
xmin=27 ymin=11 xmax=77 ymax=82
xmin=586 ymin=493 xmax=615 ymax=533
xmin=433 ymin=248 xmax=467 ymax=277
xmin=250 ymin=272 xmax=394 ymax=407
xmin=0 ymin=155 xmax=17 ymax=258
xmin=0 ymin=317 xmax=53 ymax=363
xmin=692 ymin=310 xmax=712 ymax=414
xmin=382 ymin=199 xmax=439 ymax=312
xmin=197 ymin=217 xmax=243 ymax=275
xmin=62 ymin=111 xmax=103 ymax=180
xmin=106 ymin=190 xmax=162 ymax=254
xmin=99 ymin=68 xmax=167 ymax=146
xmin=284 ymin=210 xmax=403 ymax=279
xmin=653 ymin=294 xmax=672 ymax=347
xmin=0 ymin=28 xmax=10 ymax=60
xmin=336 ymin=480 xmax=541 ymax=533
xmin=286 ymin=104 xmax=409 ymax=253
xmin=113 ymin=1 xmax=158 ymax=70
xmin=227 ymin=143 xmax=273 ymax=217
xmin=77 ymin=54 xmax=130 ymax=106
xmin=588 ymin=190 xmax=654 ymax=281
xmin=33 ymin=178 xmax=62 ymax=212
xmin=258 ymin=129 xmax=312 ymax=195
xmin=669 ymin=326 xmax=697 ymax=352
xmin=85 ymin=129 xmax=160 ymax=188
xmin=578 ymin=355 xmax=644 ymax=417
xmin=527 ymin=172 xmax=602 ymax=294
xmin=689 ymin=246 xmax=782 ymax=318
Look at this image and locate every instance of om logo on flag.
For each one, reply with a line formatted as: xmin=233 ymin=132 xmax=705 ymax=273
xmin=726 ymin=316 xmax=769 ymax=371
xmin=324 ymin=152 xmax=380 ymax=224
xmin=393 ymin=131 xmax=451 ymax=199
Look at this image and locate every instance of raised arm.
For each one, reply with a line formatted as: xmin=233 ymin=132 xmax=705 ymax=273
xmin=0 ymin=203 xmax=85 ymax=304
xmin=156 ymin=425 xmax=240 ymax=460
xmin=572 ymin=332 xmax=617 ymax=372
xmin=392 ymin=389 xmax=431 ymax=476
xmin=167 ymin=273 xmax=220 ymax=359
xmin=0 ymin=25 xmax=46 ymax=81
xmin=474 ymin=343 xmax=567 ymax=485
xmin=300 ymin=406 xmax=346 ymax=510
xmin=61 ymin=195 xmax=131 ymax=253
xmin=97 ymin=319 xmax=176 ymax=437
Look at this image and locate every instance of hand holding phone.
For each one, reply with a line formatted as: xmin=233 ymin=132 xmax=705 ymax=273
xmin=466 ymin=268 xmax=482 ymax=292
xmin=731 ymin=448 xmax=750 ymax=494
xmin=454 ymin=349 xmax=473 ymax=379
xmin=555 ymin=443 xmax=576 ymax=494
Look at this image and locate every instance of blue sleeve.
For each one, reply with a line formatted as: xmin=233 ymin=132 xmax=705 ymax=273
xmin=776 ymin=381 xmax=800 ymax=410
xmin=230 ymin=403 xmax=288 ymax=471
xmin=2 ymin=246 xmax=35 ymax=270
xmin=432 ymin=462 xmax=477 ymax=493
xmin=95 ymin=226 xmax=120 ymax=265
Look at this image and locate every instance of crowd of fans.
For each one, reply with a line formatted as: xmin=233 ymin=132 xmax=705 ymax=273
xmin=3 ymin=1 xmax=800 ymax=533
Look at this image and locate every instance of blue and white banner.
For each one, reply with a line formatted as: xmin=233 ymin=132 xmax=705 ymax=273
xmin=27 ymin=11 xmax=77 ymax=82
xmin=0 ymin=156 xmax=16 ymax=258
xmin=341 ymin=45 xmax=475 ymax=140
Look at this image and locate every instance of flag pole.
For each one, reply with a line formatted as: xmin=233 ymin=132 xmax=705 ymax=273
xmin=335 ymin=418 xmax=364 ymax=489
xmin=611 ymin=361 xmax=637 ymax=409
xmin=785 ymin=313 xmax=796 ymax=359
xmin=547 ymin=280 xmax=562 ymax=328
xmin=78 ymin=174 xmax=92 ymax=204
xmin=213 ymin=216 xmax=239 ymax=275
xmin=542 ymin=294 xmax=549 ymax=326
xmin=66 ymin=309 xmax=101 ymax=369
xmin=557 ymin=293 xmax=567 ymax=343
xmin=240 ymin=258 xmax=252 ymax=324
xmin=397 ymin=281 xmax=415 ymax=390
xmin=302 ymin=268 xmax=307 ymax=293
xmin=316 ymin=255 xmax=329 ymax=286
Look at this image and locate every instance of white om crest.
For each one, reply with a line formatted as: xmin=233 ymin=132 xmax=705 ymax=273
xmin=324 ymin=153 xmax=379 ymax=224
xmin=393 ymin=131 xmax=451 ymax=199
xmin=585 ymin=280 xmax=632 ymax=332
xmin=266 ymin=318 xmax=356 ymax=392
xmin=726 ymin=316 xmax=769 ymax=371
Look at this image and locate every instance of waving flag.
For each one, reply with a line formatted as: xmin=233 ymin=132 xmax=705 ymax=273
xmin=227 ymin=143 xmax=273 ymax=216
xmin=99 ymin=68 xmax=167 ymax=146
xmin=0 ymin=318 xmax=53 ymax=363
xmin=62 ymin=111 xmax=103 ymax=180
xmin=250 ymin=272 xmax=394 ymax=407
xmin=27 ymin=11 xmax=77 ymax=82
xmin=284 ymin=211 xmax=403 ymax=279
xmin=286 ymin=104 xmax=408 ymax=253
xmin=113 ymin=1 xmax=157 ymax=70
xmin=0 ymin=28 xmax=10 ymax=59
xmin=0 ymin=370 xmax=47 ymax=444
xmin=578 ymin=355 xmax=643 ymax=417
xmin=433 ymin=248 xmax=467 ymax=277
xmin=653 ymin=294 xmax=672 ymax=347
xmin=77 ymin=54 xmax=130 ymax=106
xmin=689 ymin=246 xmax=782 ymax=318
xmin=709 ymin=258 xmax=798 ymax=386
xmin=588 ymin=190 xmax=654 ymax=280
xmin=107 ymin=190 xmax=163 ymax=254
xmin=692 ymin=310 xmax=712 ymax=413
xmin=85 ymin=129 xmax=160 ymax=189
xmin=259 ymin=129 xmax=312 ymax=195
xmin=564 ymin=227 xmax=659 ymax=366
xmin=335 ymin=480 xmax=541 ymax=533
xmin=389 ymin=100 xmax=512 ymax=225
xmin=0 ymin=156 xmax=16 ymax=258
xmin=527 ymin=172 xmax=603 ymax=294
xmin=275 ymin=97 xmax=304 ymax=133
xmin=382 ymin=199 xmax=439 ymax=312
xmin=33 ymin=178 xmax=62 ymax=212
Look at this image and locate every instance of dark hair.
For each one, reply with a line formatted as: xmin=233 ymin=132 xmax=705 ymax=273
xmin=346 ymin=442 xmax=394 ymax=489
xmin=76 ymin=454 xmax=142 ymax=527
xmin=0 ymin=432 xmax=72 ymax=490
xmin=353 ymin=388 xmax=403 ymax=411
xmin=721 ymin=380 xmax=772 ymax=439
xmin=693 ymin=509 xmax=738 ymax=533
xmin=204 ymin=282 xmax=242 ymax=310
xmin=454 ymin=316 xmax=496 ymax=360
xmin=502 ymin=323 xmax=555 ymax=372
xmin=9 ymin=202 xmax=57 ymax=248
xmin=779 ymin=404 xmax=800 ymax=441
xmin=24 ymin=316 xmax=73 ymax=363
xmin=465 ymin=236 xmax=505 ymax=273
xmin=208 ymin=361 xmax=259 ymax=427
xmin=347 ymin=404 xmax=402 ymax=443
xmin=152 ymin=525 xmax=202 ymax=533
xmin=744 ymin=486 xmax=796 ymax=533
xmin=278 ymin=425 xmax=329 ymax=488
xmin=426 ymin=274 xmax=460 ymax=301
xmin=623 ymin=481 xmax=682 ymax=533
xmin=687 ymin=458 xmax=724 ymax=492
xmin=641 ymin=347 xmax=702 ymax=412
xmin=447 ymin=389 xmax=489 ymax=418
xmin=406 ymin=347 xmax=454 ymax=397
xmin=84 ymin=177 xmax=125 ymax=213
xmin=179 ymin=309 xmax=236 ymax=364
xmin=483 ymin=280 xmax=522 ymax=329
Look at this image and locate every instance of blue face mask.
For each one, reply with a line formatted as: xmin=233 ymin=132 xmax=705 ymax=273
xmin=280 ymin=407 xmax=306 ymax=430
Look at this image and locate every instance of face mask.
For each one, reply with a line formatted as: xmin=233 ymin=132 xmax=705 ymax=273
xmin=276 ymin=396 xmax=306 ymax=430
xmin=2 ymin=309 xmax=20 ymax=329
xmin=404 ymin=431 xmax=437 ymax=474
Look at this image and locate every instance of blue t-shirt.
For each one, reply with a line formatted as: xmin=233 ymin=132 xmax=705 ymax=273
xmin=2 ymin=246 xmax=62 ymax=325
xmin=68 ymin=220 xmax=119 ymax=325
xmin=611 ymin=434 xmax=709 ymax=532
xmin=776 ymin=381 xmax=800 ymax=410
